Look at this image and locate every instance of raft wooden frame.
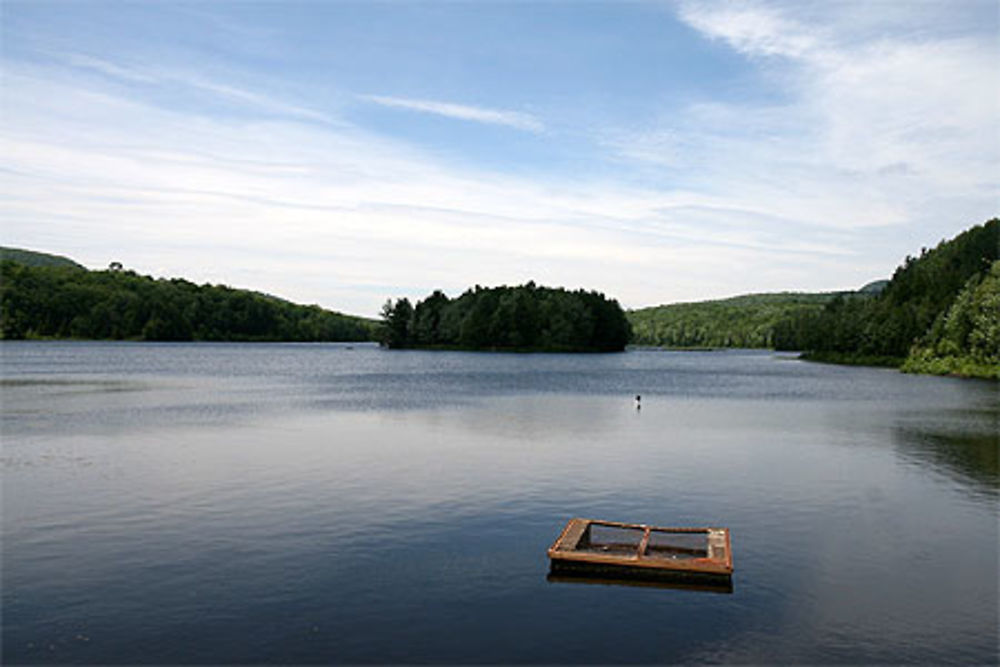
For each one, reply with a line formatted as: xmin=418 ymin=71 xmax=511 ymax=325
xmin=547 ymin=518 xmax=733 ymax=579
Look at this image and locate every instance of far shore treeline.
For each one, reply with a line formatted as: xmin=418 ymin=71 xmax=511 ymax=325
xmin=0 ymin=259 xmax=375 ymax=342
xmin=628 ymin=289 xmax=879 ymax=350
xmin=379 ymin=282 xmax=631 ymax=352
xmin=625 ymin=218 xmax=998 ymax=379
xmin=1 ymin=217 xmax=996 ymax=376
xmin=773 ymin=218 xmax=998 ymax=377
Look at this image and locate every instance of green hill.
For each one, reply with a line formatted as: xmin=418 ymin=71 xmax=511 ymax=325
xmin=1 ymin=260 xmax=377 ymax=342
xmin=0 ymin=246 xmax=84 ymax=269
xmin=627 ymin=290 xmax=866 ymax=349
xmin=859 ymin=279 xmax=889 ymax=294
xmin=774 ymin=218 xmax=999 ymax=378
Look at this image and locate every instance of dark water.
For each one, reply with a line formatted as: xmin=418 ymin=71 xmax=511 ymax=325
xmin=2 ymin=342 xmax=997 ymax=664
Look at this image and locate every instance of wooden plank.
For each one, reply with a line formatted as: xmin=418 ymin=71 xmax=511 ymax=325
xmin=636 ymin=527 xmax=652 ymax=557
xmin=554 ymin=550 xmax=731 ymax=574
xmin=548 ymin=517 xmax=590 ymax=553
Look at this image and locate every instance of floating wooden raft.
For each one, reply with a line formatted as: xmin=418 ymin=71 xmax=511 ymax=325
xmin=548 ymin=518 xmax=733 ymax=580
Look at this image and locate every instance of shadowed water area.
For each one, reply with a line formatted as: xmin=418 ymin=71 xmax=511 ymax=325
xmin=2 ymin=341 xmax=997 ymax=664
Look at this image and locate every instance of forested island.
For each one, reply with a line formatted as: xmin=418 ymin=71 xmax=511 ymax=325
xmin=379 ymin=283 xmax=630 ymax=352
xmin=0 ymin=254 xmax=375 ymax=342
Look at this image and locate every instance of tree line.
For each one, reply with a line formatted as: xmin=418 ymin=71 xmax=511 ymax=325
xmin=627 ymin=291 xmax=859 ymax=349
xmin=380 ymin=282 xmax=631 ymax=352
xmin=4 ymin=218 xmax=995 ymax=376
xmin=0 ymin=261 xmax=375 ymax=342
xmin=773 ymin=218 xmax=999 ymax=377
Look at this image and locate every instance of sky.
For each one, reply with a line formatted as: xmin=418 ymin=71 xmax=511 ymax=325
xmin=2 ymin=1 xmax=997 ymax=317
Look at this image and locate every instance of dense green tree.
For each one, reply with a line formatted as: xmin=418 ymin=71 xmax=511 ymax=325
xmin=902 ymin=260 xmax=1000 ymax=378
xmin=379 ymin=297 xmax=414 ymax=348
xmin=412 ymin=290 xmax=449 ymax=345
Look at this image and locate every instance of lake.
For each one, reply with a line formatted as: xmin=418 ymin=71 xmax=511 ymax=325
xmin=1 ymin=341 xmax=997 ymax=664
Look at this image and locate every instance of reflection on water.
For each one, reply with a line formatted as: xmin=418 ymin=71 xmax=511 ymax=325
xmin=546 ymin=572 xmax=734 ymax=595
xmin=1 ymin=342 xmax=997 ymax=664
xmin=893 ymin=412 xmax=999 ymax=500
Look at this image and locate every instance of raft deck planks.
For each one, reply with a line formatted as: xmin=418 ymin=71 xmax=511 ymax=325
xmin=548 ymin=518 xmax=733 ymax=578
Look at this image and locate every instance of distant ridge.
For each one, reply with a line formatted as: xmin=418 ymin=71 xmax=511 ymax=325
xmin=859 ymin=279 xmax=889 ymax=294
xmin=0 ymin=246 xmax=84 ymax=269
xmin=1 ymin=250 xmax=377 ymax=342
xmin=627 ymin=286 xmax=879 ymax=349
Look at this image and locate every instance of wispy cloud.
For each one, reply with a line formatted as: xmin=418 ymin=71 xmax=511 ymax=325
xmin=60 ymin=52 xmax=336 ymax=124
xmin=361 ymin=94 xmax=544 ymax=133
xmin=609 ymin=1 xmax=999 ymax=234
xmin=181 ymin=76 xmax=335 ymax=124
xmin=64 ymin=53 xmax=158 ymax=83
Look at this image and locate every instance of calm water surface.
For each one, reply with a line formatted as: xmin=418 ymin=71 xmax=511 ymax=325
xmin=2 ymin=342 xmax=997 ymax=664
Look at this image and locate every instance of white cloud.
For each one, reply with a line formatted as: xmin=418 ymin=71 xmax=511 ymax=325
xmin=611 ymin=1 xmax=998 ymax=235
xmin=675 ymin=1 xmax=998 ymax=179
xmin=5 ymin=1 xmax=995 ymax=319
xmin=360 ymin=94 xmax=544 ymax=132
xmin=2 ymin=58 xmax=850 ymax=314
xmin=678 ymin=1 xmax=823 ymax=60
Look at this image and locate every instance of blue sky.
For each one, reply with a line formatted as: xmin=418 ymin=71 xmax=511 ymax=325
xmin=2 ymin=1 xmax=997 ymax=316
